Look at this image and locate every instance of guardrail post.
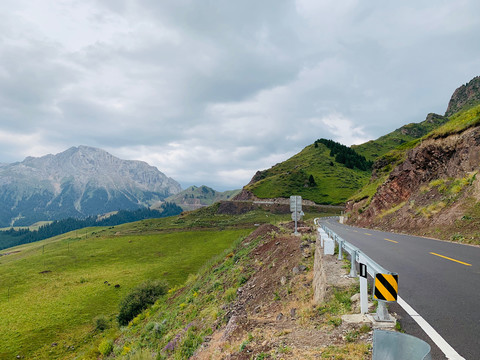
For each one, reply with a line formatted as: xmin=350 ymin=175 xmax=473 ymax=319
xmin=358 ymin=253 xmax=368 ymax=314
xmin=337 ymin=238 xmax=343 ymax=261
xmin=349 ymin=250 xmax=357 ymax=277
xmin=375 ymin=300 xmax=392 ymax=322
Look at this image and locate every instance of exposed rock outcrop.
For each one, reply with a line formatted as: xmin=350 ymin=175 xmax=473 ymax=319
xmin=445 ymin=76 xmax=480 ymax=116
xmin=347 ymin=125 xmax=480 ymax=241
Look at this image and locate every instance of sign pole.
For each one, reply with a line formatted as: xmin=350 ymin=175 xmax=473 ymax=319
xmin=294 ymin=197 xmax=298 ymax=235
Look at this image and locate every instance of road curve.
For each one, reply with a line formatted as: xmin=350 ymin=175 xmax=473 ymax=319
xmin=320 ymin=219 xmax=480 ymax=360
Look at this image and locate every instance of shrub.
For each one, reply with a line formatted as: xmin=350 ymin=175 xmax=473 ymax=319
xmin=117 ymin=280 xmax=168 ymax=326
xmin=98 ymin=339 xmax=113 ymax=356
xmin=94 ymin=315 xmax=109 ymax=331
xmin=178 ymin=326 xmax=203 ymax=358
xmin=223 ymin=287 xmax=237 ymax=302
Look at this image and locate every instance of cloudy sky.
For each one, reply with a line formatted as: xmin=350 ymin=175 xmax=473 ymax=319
xmin=1 ymin=0 xmax=479 ymax=190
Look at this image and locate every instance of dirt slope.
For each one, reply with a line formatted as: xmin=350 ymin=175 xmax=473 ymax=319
xmin=192 ymin=223 xmax=372 ymax=359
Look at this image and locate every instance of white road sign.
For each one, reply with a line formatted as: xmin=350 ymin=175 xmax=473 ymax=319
xmin=290 ymin=195 xmax=302 ymax=212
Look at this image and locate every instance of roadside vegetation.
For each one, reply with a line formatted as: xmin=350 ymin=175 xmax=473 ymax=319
xmin=350 ymin=104 xmax=480 ymax=206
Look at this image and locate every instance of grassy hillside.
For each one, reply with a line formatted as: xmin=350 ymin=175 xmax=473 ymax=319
xmin=243 ymin=113 xmax=448 ymax=206
xmin=352 ymin=113 xmax=448 ymax=161
xmin=105 ymin=223 xmax=371 ymax=359
xmin=245 ymin=143 xmax=371 ymax=205
xmin=349 ymin=104 xmax=480 ymax=207
xmin=164 ymin=185 xmax=240 ymax=211
xmin=428 ymin=103 xmax=480 ymax=139
xmin=0 ymin=204 xmax=327 ymax=359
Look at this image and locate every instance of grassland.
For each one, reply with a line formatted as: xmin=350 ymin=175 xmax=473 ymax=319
xmin=0 ymin=225 xmax=252 ymax=358
xmin=246 ymin=113 xmax=449 ymax=206
xmin=0 ymin=203 xmax=329 ymax=359
xmin=246 ymin=143 xmax=371 ymax=204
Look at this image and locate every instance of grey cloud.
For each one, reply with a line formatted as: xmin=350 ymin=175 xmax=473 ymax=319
xmin=1 ymin=1 xmax=480 ymax=190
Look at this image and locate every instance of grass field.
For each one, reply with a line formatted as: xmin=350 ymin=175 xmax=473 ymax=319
xmin=0 ymin=224 xmax=252 ymax=359
xmin=0 ymin=203 xmax=325 ymax=359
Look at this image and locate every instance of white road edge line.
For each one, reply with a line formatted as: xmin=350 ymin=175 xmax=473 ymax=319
xmin=397 ymin=296 xmax=465 ymax=360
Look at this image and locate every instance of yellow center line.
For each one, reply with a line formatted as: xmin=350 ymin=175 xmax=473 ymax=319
xmin=384 ymin=238 xmax=398 ymax=244
xmin=364 ymin=233 xmax=372 ymax=236
xmin=429 ymin=252 xmax=472 ymax=266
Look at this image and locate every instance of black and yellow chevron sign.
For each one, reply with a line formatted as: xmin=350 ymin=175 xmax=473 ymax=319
xmin=374 ymin=273 xmax=398 ymax=302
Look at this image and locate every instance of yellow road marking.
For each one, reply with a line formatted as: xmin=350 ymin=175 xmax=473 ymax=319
xmin=353 ymin=230 xmax=358 ymax=233
xmin=384 ymin=238 xmax=398 ymax=244
xmin=364 ymin=233 xmax=372 ymax=236
xmin=429 ymin=252 xmax=472 ymax=266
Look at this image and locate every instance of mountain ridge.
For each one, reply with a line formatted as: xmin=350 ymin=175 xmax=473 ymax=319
xmin=0 ymin=146 xmax=182 ymax=226
xmin=162 ymin=185 xmax=240 ymax=211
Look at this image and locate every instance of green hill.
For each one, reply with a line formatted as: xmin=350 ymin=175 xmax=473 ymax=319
xmin=243 ymin=141 xmax=371 ymax=205
xmin=163 ymin=185 xmax=240 ymax=211
xmin=240 ymin=114 xmax=449 ymax=205
xmin=352 ymin=113 xmax=449 ymax=161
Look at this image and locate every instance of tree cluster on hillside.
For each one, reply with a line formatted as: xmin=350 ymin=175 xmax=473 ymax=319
xmin=315 ymin=138 xmax=373 ymax=171
xmin=0 ymin=202 xmax=182 ymax=251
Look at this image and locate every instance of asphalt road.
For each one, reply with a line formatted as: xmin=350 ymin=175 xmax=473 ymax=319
xmin=320 ymin=219 xmax=480 ymax=360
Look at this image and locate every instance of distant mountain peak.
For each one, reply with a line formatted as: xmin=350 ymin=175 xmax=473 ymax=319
xmin=0 ymin=146 xmax=182 ymax=227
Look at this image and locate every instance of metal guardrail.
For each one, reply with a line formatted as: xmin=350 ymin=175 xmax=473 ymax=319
xmin=373 ymin=329 xmax=432 ymax=360
xmin=314 ymin=217 xmax=397 ymax=321
xmin=314 ymin=217 xmax=392 ymax=277
xmin=314 ymin=218 xmax=432 ymax=359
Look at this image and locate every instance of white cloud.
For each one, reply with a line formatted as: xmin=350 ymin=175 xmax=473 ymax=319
xmin=0 ymin=0 xmax=480 ymax=190
xmin=319 ymin=114 xmax=370 ymax=146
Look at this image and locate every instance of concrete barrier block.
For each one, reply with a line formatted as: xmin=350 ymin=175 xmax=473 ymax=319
xmin=324 ymin=238 xmax=335 ymax=255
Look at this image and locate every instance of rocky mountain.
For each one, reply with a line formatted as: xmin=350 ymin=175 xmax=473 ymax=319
xmin=161 ymin=185 xmax=240 ymax=211
xmin=445 ymin=76 xmax=480 ymax=116
xmin=346 ymin=76 xmax=480 ymax=244
xmin=0 ymin=146 xmax=181 ymax=226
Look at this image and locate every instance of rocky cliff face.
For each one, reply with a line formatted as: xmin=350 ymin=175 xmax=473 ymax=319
xmin=0 ymin=146 xmax=181 ymax=226
xmin=445 ymin=76 xmax=480 ymax=116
